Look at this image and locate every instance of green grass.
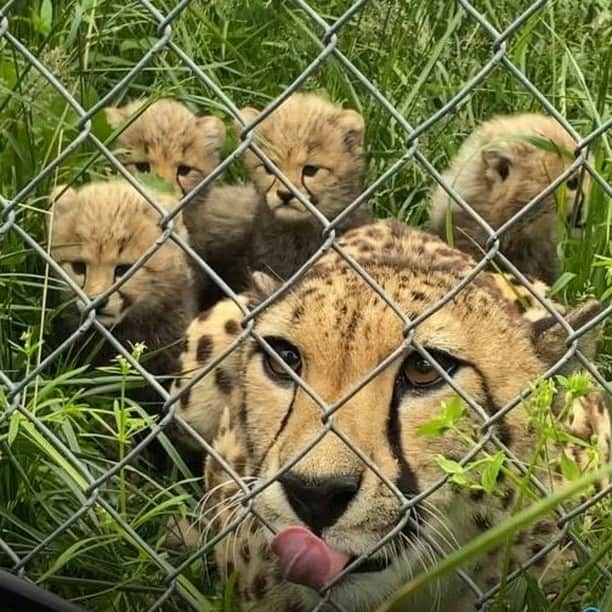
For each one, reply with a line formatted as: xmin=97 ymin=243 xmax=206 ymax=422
xmin=0 ymin=1 xmax=610 ymax=610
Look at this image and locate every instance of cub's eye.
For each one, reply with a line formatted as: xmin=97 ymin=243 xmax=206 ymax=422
xmin=135 ymin=162 xmax=151 ymax=173
xmin=114 ymin=264 xmax=133 ymax=279
xmin=402 ymin=350 xmax=458 ymax=389
xmin=263 ymin=337 xmax=302 ymax=379
xmin=70 ymin=261 xmax=86 ymax=276
xmin=302 ymin=165 xmax=319 ymax=178
xmin=177 ymin=164 xmax=192 ymax=177
xmin=566 ymin=176 xmax=579 ymax=190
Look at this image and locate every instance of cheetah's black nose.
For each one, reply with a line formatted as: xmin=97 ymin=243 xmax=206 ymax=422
xmin=279 ymin=472 xmax=360 ymax=536
xmin=276 ymin=189 xmax=295 ymax=204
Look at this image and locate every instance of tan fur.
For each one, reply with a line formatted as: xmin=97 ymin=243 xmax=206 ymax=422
xmin=105 ymin=98 xmax=225 ymax=192
xmin=430 ymin=113 xmax=587 ymax=283
xmin=173 ymin=220 xmax=609 ymax=611
xmin=238 ymin=92 xmax=366 ymax=225
xmin=185 ymin=92 xmax=371 ymax=298
xmin=50 ymin=179 xmax=195 ymax=375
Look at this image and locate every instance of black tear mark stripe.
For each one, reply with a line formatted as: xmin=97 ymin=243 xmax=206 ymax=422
xmin=388 ymin=379 xmax=420 ymax=500
xmin=261 ymin=383 xmax=298 ymax=465
xmin=471 ymin=363 xmax=513 ymax=448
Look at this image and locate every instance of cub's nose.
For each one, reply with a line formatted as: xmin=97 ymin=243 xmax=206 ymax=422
xmin=279 ymin=472 xmax=360 ymax=535
xmin=276 ymin=189 xmax=294 ymax=204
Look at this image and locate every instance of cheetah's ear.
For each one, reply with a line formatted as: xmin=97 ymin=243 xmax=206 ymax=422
xmin=50 ymin=185 xmax=78 ymax=213
xmin=104 ymin=106 xmax=129 ymax=129
xmin=48 ymin=185 xmax=78 ymax=229
xmin=195 ymin=116 xmax=226 ymax=154
xmin=481 ymin=145 xmax=513 ymax=182
xmin=234 ymin=107 xmax=260 ymax=136
xmin=531 ymin=299 xmax=604 ymax=368
xmin=251 ymin=271 xmax=281 ymax=301
xmin=336 ymin=108 xmax=365 ymax=151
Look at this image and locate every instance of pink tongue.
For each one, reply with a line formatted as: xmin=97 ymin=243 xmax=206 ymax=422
xmin=271 ymin=526 xmax=351 ymax=590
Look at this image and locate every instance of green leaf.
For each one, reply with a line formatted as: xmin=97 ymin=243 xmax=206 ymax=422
xmin=36 ymin=536 xmax=116 ymax=583
xmin=443 ymin=396 xmax=465 ymax=424
xmin=40 ymin=0 xmax=53 ymax=33
xmin=560 ymin=452 xmax=581 ymax=482
xmin=435 ymin=455 xmax=464 ymax=475
xmin=416 ymin=417 xmax=447 ymax=437
xmin=7 ymin=411 xmax=21 ymax=446
xmin=136 ymin=173 xmax=177 ymax=194
xmin=481 ymin=452 xmax=505 ymax=494
xmin=548 ymin=271 xmax=577 ymax=297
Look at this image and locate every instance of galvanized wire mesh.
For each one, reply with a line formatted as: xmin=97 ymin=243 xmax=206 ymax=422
xmin=0 ymin=1 xmax=610 ymax=611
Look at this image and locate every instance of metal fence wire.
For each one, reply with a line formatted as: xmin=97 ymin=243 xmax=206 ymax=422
xmin=0 ymin=1 xmax=611 ymax=611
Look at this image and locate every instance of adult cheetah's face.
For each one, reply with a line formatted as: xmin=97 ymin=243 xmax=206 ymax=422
xmin=228 ymin=222 xmax=591 ymax=609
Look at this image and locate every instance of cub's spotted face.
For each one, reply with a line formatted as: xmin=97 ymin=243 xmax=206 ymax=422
xmin=105 ymin=98 xmax=225 ymax=194
xmin=199 ymin=221 xmax=608 ymax=611
xmin=430 ymin=113 xmax=588 ymax=283
xmin=238 ymin=93 xmax=365 ymax=224
xmin=50 ymin=180 xmax=190 ymax=327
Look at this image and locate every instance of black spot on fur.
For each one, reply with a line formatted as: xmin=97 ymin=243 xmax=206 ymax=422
xmin=473 ymin=512 xmax=491 ymax=531
xmin=240 ymin=542 xmax=251 ymax=563
xmin=253 ymin=574 xmax=267 ymax=599
xmin=215 ymin=368 xmax=233 ymax=394
xmin=179 ymin=388 xmax=191 ymax=408
xmin=532 ymin=519 xmax=554 ymax=535
xmin=196 ymin=335 xmax=213 ymax=363
xmin=501 ymin=488 xmax=514 ymax=510
xmin=530 ymin=543 xmax=547 ymax=566
xmin=225 ymin=319 xmax=239 ymax=335
xmin=470 ymin=488 xmax=485 ymax=501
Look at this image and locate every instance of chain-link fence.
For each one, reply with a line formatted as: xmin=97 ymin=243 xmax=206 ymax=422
xmin=1 ymin=1 xmax=611 ymax=611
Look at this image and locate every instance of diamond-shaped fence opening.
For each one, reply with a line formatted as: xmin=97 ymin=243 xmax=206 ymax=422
xmin=0 ymin=1 xmax=610 ymax=611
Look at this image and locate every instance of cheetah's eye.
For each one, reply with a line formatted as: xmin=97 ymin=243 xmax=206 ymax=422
xmin=566 ymin=176 xmax=579 ymax=191
xmin=302 ymin=165 xmax=319 ymax=178
xmin=177 ymin=164 xmax=193 ymax=177
xmin=135 ymin=162 xmax=151 ymax=173
xmin=262 ymin=337 xmax=302 ymax=380
xmin=114 ymin=264 xmax=133 ymax=280
xmin=70 ymin=261 xmax=86 ymax=276
xmin=402 ymin=350 xmax=458 ymax=389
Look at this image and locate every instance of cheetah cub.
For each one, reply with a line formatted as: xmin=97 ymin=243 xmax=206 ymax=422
xmin=237 ymin=92 xmax=371 ymax=282
xmin=50 ymin=179 xmax=196 ymax=379
xmin=106 ymin=98 xmax=257 ymax=306
xmin=105 ymin=98 xmax=225 ymax=193
xmin=430 ymin=113 xmax=587 ymax=283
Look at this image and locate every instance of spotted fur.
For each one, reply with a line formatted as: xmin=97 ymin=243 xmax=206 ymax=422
xmin=430 ymin=113 xmax=588 ymax=283
xmin=172 ymin=220 xmax=609 ymax=611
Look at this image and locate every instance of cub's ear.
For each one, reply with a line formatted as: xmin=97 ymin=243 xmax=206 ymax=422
xmin=531 ymin=299 xmax=604 ymax=369
xmin=336 ymin=108 xmax=365 ymax=150
xmin=234 ymin=107 xmax=260 ymax=136
xmin=50 ymin=185 xmax=78 ymax=214
xmin=195 ymin=116 xmax=226 ymax=154
xmin=251 ymin=271 xmax=281 ymax=301
xmin=481 ymin=144 xmax=513 ymax=182
xmin=104 ymin=106 xmax=128 ymax=129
